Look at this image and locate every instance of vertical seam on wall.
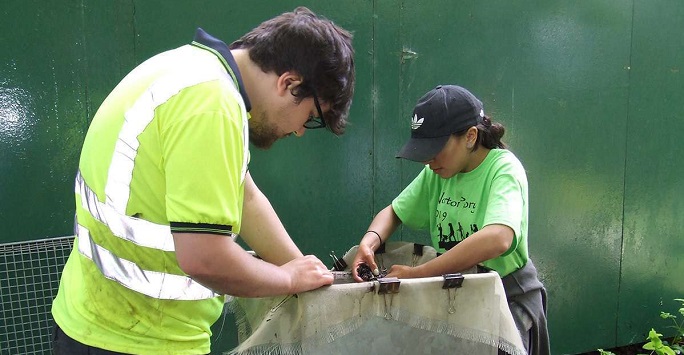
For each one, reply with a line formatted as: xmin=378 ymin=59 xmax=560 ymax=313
xmin=615 ymin=0 xmax=636 ymax=345
xmin=132 ymin=0 xmax=137 ymax=62
xmin=372 ymin=0 xmax=377 ymax=219
xmin=398 ymin=0 xmax=405 ymax=241
xmin=80 ymin=0 xmax=90 ymax=126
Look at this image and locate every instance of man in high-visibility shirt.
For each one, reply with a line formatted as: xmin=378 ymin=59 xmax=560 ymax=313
xmin=51 ymin=7 xmax=355 ymax=355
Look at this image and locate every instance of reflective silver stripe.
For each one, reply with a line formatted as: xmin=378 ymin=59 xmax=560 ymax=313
xmin=106 ymin=47 xmax=235 ymax=213
xmin=76 ymin=46 xmax=248 ymax=299
xmin=76 ymin=224 xmax=220 ymax=300
xmin=105 ymin=47 xmax=250 ymax=213
xmin=75 ymin=172 xmax=176 ymax=251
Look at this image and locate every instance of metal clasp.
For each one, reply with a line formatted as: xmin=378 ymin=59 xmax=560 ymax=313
xmin=412 ymin=243 xmax=424 ymax=266
xmin=442 ymin=273 xmax=464 ymax=289
xmin=377 ymin=277 xmax=401 ymax=294
xmin=376 ymin=277 xmax=400 ymax=320
xmin=442 ymin=273 xmax=464 ymax=314
xmin=329 ymin=251 xmax=347 ymax=271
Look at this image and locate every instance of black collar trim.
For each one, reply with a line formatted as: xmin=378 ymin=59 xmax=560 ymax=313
xmin=191 ymin=28 xmax=251 ymax=112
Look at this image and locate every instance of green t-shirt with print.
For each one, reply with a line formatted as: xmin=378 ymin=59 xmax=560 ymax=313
xmin=392 ymin=149 xmax=529 ymax=276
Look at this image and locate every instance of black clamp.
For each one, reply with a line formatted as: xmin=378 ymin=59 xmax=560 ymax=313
xmin=376 ymin=277 xmax=401 ymax=320
xmin=442 ymin=273 xmax=464 ymax=289
xmin=329 ymin=251 xmax=348 ymax=271
xmin=376 ymin=277 xmax=401 ymax=294
xmin=412 ymin=243 xmax=425 ymax=266
xmin=413 ymin=243 xmax=425 ymax=256
xmin=442 ymin=273 xmax=464 ymax=314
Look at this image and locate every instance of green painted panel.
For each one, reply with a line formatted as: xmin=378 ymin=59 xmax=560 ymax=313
xmin=81 ymin=1 xmax=137 ymax=114
xmin=619 ymin=0 xmax=684 ymax=346
xmin=510 ymin=3 xmax=632 ymax=353
xmin=1 ymin=1 xmax=88 ymax=243
xmin=0 ymin=1 xmax=136 ymax=244
xmin=373 ymin=0 xmax=413 ymax=240
xmin=397 ymin=1 xmax=631 ymax=353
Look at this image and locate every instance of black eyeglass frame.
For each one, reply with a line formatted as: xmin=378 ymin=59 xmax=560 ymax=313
xmin=303 ymin=91 xmax=326 ymax=129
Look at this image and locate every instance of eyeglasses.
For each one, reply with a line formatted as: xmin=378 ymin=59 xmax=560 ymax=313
xmin=303 ymin=91 xmax=326 ymax=129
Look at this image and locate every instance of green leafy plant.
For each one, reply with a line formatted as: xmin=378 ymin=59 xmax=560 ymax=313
xmin=639 ymin=298 xmax=684 ymax=355
xmin=642 ymin=328 xmax=676 ymax=355
xmin=597 ymin=298 xmax=684 ymax=355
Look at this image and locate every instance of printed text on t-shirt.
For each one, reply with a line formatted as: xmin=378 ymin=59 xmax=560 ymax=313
xmin=435 ymin=192 xmax=479 ymax=250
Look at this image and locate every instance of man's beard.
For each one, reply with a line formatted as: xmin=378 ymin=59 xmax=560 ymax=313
xmin=249 ymin=111 xmax=280 ymax=149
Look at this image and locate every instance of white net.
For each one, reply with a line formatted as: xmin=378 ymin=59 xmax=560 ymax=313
xmin=225 ymin=242 xmax=525 ymax=355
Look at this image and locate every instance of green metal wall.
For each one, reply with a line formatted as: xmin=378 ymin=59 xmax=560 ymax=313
xmin=1 ymin=1 xmax=683 ymax=354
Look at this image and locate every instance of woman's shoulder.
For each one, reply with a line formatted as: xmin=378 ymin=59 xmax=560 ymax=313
xmin=489 ymin=149 xmax=526 ymax=175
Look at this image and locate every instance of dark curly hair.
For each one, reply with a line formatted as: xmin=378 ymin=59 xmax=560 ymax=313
xmin=230 ymin=7 xmax=355 ymax=135
xmin=455 ymin=115 xmax=507 ymax=151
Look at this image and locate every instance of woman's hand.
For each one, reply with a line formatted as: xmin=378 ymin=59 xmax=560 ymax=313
xmin=351 ymin=243 xmax=380 ymax=282
xmin=385 ymin=264 xmax=419 ymax=279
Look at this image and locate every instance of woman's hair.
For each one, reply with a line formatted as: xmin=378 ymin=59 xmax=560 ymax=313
xmin=455 ymin=115 xmax=507 ymax=150
xmin=230 ymin=7 xmax=355 ymax=135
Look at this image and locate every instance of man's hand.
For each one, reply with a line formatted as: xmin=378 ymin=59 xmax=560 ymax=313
xmin=281 ymin=255 xmax=334 ymax=293
xmin=174 ymin=232 xmax=330 ymax=297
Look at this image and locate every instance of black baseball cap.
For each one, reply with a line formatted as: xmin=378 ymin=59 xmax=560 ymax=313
xmin=396 ymin=85 xmax=484 ymax=162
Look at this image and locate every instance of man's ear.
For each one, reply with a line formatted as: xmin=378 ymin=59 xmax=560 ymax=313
xmin=276 ymin=71 xmax=304 ymax=97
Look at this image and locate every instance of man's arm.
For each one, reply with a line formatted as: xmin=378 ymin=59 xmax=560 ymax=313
xmin=173 ymin=232 xmax=333 ymax=297
xmin=238 ymin=171 xmax=304 ymax=265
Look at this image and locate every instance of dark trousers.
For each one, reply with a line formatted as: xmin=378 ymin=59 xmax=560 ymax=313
xmin=52 ymin=324 xmax=208 ymax=355
xmin=52 ymin=324 xmax=131 ymax=355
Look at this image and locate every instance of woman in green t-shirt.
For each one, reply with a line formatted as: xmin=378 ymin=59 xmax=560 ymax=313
xmin=351 ymin=85 xmax=550 ymax=355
